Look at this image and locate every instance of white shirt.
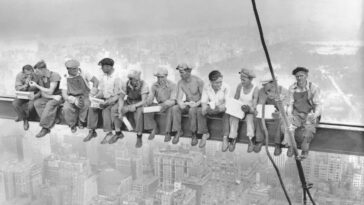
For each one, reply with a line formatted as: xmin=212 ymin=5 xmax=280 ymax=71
xmin=201 ymin=82 xmax=230 ymax=107
xmin=239 ymin=84 xmax=256 ymax=107
xmin=98 ymin=70 xmax=123 ymax=99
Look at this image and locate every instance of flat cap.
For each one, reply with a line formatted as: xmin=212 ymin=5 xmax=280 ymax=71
xmin=65 ymin=59 xmax=80 ymax=69
xmin=292 ymin=67 xmax=309 ymax=75
xmin=176 ymin=63 xmax=192 ymax=71
xmin=260 ymin=73 xmax=277 ymax=85
xmin=239 ymin=68 xmax=256 ymax=78
xmin=98 ymin=58 xmax=114 ymax=66
xmin=34 ymin=60 xmax=46 ymax=69
xmin=127 ymin=69 xmax=142 ymax=79
xmin=154 ymin=67 xmax=168 ymax=77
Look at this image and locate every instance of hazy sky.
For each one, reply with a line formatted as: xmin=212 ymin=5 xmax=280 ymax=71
xmin=0 ymin=0 xmax=362 ymax=39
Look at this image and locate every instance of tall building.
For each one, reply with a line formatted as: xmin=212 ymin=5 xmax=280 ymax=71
xmin=98 ymin=168 xmax=131 ymax=197
xmin=72 ymin=174 xmax=97 ymax=205
xmin=154 ymin=148 xmax=206 ymax=189
xmin=172 ymin=186 xmax=197 ymax=205
xmin=132 ymin=175 xmax=159 ymax=197
xmin=0 ymin=160 xmax=41 ymax=202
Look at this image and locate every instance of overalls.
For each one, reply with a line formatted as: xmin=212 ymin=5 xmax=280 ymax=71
xmin=291 ymin=88 xmax=317 ymax=151
xmin=63 ymin=75 xmax=91 ymax=128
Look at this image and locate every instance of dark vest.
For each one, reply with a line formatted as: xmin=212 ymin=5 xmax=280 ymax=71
xmin=67 ymin=75 xmax=90 ymax=97
xmin=126 ymin=80 xmax=144 ymax=104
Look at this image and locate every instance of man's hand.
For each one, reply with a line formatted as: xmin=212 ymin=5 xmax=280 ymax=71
xmin=29 ymin=81 xmax=38 ymax=87
xmin=189 ymin=101 xmax=199 ymax=108
xmin=217 ymin=105 xmax=226 ymax=112
xmin=307 ymin=113 xmax=317 ymax=124
xmin=67 ymin=96 xmax=76 ymax=104
xmin=53 ymin=95 xmax=62 ymax=101
xmin=25 ymin=77 xmax=31 ymax=85
xmin=160 ymin=103 xmax=169 ymax=113
xmin=129 ymin=104 xmax=136 ymax=112
xmin=29 ymin=94 xmax=35 ymax=101
xmin=201 ymin=108 xmax=208 ymax=116
xmin=90 ymin=88 xmax=98 ymax=96
xmin=75 ymin=97 xmax=84 ymax=108
xmin=241 ymin=105 xmax=250 ymax=113
xmin=179 ymin=102 xmax=188 ymax=110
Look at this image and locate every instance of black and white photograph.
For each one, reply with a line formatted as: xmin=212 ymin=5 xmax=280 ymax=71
xmin=0 ymin=0 xmax=363 ymax=204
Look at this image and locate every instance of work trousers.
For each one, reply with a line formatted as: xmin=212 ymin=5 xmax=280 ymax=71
xmin=63 ymin=98 xmax=91 ymax=128
xmin=87 ymin=103 xmax=118 ymax=132
xmin=34 ymin=98 xmax=62 ymax=129
xmin=118 ymin=104 xmax=144 ymax=133
xmin=144 ymin=104 xmax=174 ymax=134
xmin=12 ymin=99 xmax=35 ymax=121
xmin=171 ymin=105 xmax=205 ymax=134
xmin=229 ymin=114 xmax=255 ymax=139
xmin=198 ymin=108 xmax=230 ymax=137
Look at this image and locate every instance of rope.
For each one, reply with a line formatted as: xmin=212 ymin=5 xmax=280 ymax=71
xmin=261 ymin=104 xmax=292 ymax=204
xmin=250 ymin=0 xmax=316 ymax=204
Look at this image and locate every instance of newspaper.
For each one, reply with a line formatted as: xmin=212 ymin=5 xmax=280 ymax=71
xmin=90 ymin=97 xmax=105 ymax=109
xmin=15 ymin=91 xmax=34 ymax=100
xmin=143 ymin=106 xmax=162 ymax=113
xmin=256 ymin=104 xmax=276 ymax=119
xmin=226 ymin=98 xmax=245 ymax=119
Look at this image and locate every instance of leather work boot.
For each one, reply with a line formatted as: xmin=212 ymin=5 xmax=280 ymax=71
xmin=199 ymin=133 xmax=209 ymax=148
xmin=23 ymin=120 xmax=29 ymax=131
xmin=135 ymin=134 xmax=143 ymax=148
xmin=36 ymin=128 xmax=50 ymax=138
xmin=191 ymin=133 xmax=198 ymax=146
xmin=253 ymin=142 xmax=263 ymax=153
xmin=109 ymin=131 xmax=124 ymax=144
xmin=148 ymin=129 xmax=156 ymax=140
xmin=71 ymin=126 xmax=77 ymax=133
xmin=83 ymin=130 xmax=97 ymax=142
xmin=301 ymin=150 xmax=309 ymax=159
xmin=164 ymin=133 xmax=172 ymax=142
xmin=287 ymin=146 xmax=294 ymax=157
xmin=78 ymin=121 xmax=85 ymax=129
xmin=172 ymin=131 xmax=182 ymax=144
xmin=100 ymin=132 xmax=113 ymax=144
xmin=247 ymin=139 xmax=255 ymax=153
xmin=221 ymin=136 xmax=229 ymax=152
xmin=274 ymin=144 xmax=282 ymax=156
xmin=229 ymin=138 xmax=237 ymax=152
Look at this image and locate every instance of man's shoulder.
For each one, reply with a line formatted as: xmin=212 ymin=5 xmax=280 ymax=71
xmin=308 ymin=81 xmax=319 ymax=90
xmin=15 ymin=72 xmax=24 ymax=79
xmin=191 ymin=75 xmax=203 ymax=84
xmin=48 ymin=71 xmax=61 ymax=82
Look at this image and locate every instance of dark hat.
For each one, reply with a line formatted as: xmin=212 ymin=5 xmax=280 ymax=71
xmin=34 ymin=60 xmax=46 ymax=69
xmin=98 ymin=58 xmax=114 ymax=66
xmin=176 ymin=63 xmax=192 ymax=71
xmin=292 ymin=67 xmax=309 ymax=75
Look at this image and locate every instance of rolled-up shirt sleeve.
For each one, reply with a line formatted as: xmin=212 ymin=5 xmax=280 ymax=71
xmin=169 ymin=83 xmax=177 ymax=101
xmin=15 ymin=73 xmax=24 ymax=91
xmin=201 ymin=88 xmax=209 ymax=104
xmin=59 ymin=75 xmax=68 ymax=90
xmin=311 ymin=84 xmax=322 ymax=116
xmin=141 ymin=82 xmax=149 ymax=95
